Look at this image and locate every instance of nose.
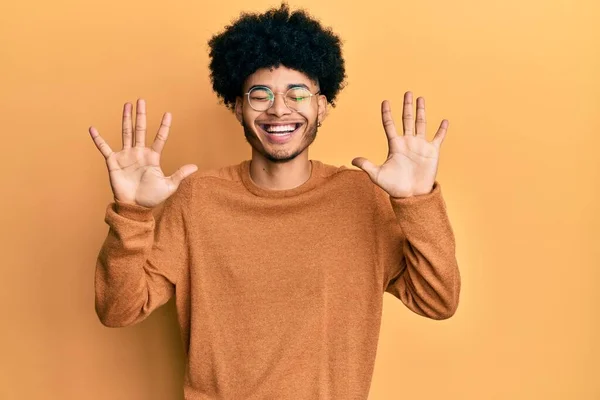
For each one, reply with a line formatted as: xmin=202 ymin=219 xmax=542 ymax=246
xmin=266 ymin=93 xmax=292 ymax=117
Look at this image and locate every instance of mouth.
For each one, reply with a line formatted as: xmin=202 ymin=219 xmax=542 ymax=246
xmin=257 ymin=122 xmax=304 ymax=144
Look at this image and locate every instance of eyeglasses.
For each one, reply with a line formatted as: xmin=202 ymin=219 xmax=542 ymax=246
xmin=244 ymin=86 xmax=320 ymax=112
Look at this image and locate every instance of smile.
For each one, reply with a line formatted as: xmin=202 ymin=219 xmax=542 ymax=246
xmin=257 ymin=122 xmax=304 ymax=143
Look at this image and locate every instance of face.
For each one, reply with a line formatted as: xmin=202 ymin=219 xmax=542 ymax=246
xmin=235 ymin=66 xmax=327 ymax=163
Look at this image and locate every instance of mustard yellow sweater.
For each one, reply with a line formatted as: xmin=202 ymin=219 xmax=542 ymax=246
xmin=95 ymin=159 xmax=461 ymax=399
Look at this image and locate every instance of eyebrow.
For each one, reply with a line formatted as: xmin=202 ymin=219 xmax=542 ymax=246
xmin=248 ymin=83 xmax=311 ymax=91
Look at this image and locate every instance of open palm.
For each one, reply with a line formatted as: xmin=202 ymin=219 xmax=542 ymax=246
xmin=352 ymin=92 xmax=448 ymax=198
xmin=89 ymin=99 xmax=198 ymax=208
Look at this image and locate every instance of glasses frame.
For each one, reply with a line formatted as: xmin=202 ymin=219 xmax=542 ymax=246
xmin=244 ymin=86 xmax=321 ymax=112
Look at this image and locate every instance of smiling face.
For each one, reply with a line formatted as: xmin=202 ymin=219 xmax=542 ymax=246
xmin=235 ymin=66 xmax=327 ymax=163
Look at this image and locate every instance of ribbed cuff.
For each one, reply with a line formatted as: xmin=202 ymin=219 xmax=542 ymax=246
xmin=388 ymin=182 xmax=449 ymax=226
xmin=111 ymin=199 xmax=155 ymax=222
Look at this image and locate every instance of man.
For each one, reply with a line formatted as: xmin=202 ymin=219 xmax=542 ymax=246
xmin=89 ymin=4 xmax=460 ymax=399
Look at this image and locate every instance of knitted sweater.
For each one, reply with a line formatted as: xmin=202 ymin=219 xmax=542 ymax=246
xmin=95 ymin=159 xmax=461 ymax=399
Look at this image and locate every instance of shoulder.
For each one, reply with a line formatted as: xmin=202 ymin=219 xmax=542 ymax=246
xmin=313 ymin=160 xmax=373 ymax=187
xmin=316 ymin=159 xmax=396 ymax=200
xmin=181 ymin=161 xmax=245 ymax=191
xmin=313 ymin=160 xmax=385 ymax=206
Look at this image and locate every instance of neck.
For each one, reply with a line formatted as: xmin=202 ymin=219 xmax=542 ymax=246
xmin=249 ymin=151 xmax=312 ymax=191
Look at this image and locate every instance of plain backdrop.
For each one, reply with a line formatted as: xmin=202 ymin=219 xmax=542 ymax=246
xmin=1 ymin=0 xmax=598 ymax=399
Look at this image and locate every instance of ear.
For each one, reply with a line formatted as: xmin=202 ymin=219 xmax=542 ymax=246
xmin=317 ymin=94 xmax=328 ymax=125
xmin=235 ymin=97 xmax=243 ymax=125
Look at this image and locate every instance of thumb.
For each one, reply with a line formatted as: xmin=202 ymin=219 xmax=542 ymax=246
xmin=167 ymin=164 xmax=198 ymax=190
xmin=351 ymin=157 xmax=379 ymax=182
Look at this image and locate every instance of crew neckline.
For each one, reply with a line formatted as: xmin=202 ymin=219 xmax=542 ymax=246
xmin=240 ymin=159 xmax=322 ymax=198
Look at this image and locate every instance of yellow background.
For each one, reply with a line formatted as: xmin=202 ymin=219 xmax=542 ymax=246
xmin=1 ymin=0 xmax=598 ymax=398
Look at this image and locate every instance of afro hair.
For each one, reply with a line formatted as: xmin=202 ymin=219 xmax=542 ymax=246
xmin=208 ymin=3 xmax=346 ymax=111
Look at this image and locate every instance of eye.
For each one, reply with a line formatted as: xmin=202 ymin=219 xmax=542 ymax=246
xmin=249 ymin=88 xmax=273 ymax=101
xmin=286 ymin=88 xmax=311 ymax=102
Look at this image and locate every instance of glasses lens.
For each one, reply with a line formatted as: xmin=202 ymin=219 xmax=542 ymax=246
xmin=248 ymin=87 xmax=273 ymax=111
xmin=285 ymin=88 xmax=312 ymax=111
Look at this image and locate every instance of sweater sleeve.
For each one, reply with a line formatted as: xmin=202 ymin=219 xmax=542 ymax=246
xmin=378 ymin=181 xmax=461 ymax=320
xmin=94 ymin=178 xmax=193 ymax=327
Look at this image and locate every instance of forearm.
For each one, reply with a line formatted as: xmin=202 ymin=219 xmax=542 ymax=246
xmin=94 ymin=202 xmax=174 ymax=327
xmin=386 ymin=182 xmax=461 ymax=319
xmin=394 ymin=233 xmax=460 ymax=319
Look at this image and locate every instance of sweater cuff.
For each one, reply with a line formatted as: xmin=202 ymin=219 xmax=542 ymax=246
xmin=388 ymin=181 xmax=448 ymax=226
xmin=111 ymin=199 xmax=155 ymax=222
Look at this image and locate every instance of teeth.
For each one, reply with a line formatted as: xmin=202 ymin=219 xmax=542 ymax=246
xmin=263 ymin=124 xmax=298 ymax=133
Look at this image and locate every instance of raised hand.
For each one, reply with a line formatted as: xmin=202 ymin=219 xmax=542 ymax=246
xmin=89 ymin=99 xmax=198 ymax=208
xmin=351 ymin=91 xmax=448 ymax=198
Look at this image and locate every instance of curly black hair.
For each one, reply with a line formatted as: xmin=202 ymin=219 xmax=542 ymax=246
xmin=208 ymin=3 xmax=346 ymax=111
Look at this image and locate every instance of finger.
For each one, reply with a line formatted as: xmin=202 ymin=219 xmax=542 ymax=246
xmin=134 ymin=99 xmax=147 ymax=147
xmin=122 ymin=102 xmax=133 ymax=149
xmin=432 ymin=119 xmax=449 ymax=148
xmin=380 ymin=100 xmax=398 ymax=141
xmin=351 ymin=157 xmax=379 ymax=182
xmin=402 ymin=91 xmax=415 ymax=136
xmin=415 ymin=97 xmax=426 ymax=138
xmin=89 ymin=126 xmax=114 ymax=159
xmin=151 ymin=112 xmax=172 ymax=154
xmin=167 ymin=164 xmax=199 ymax=190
